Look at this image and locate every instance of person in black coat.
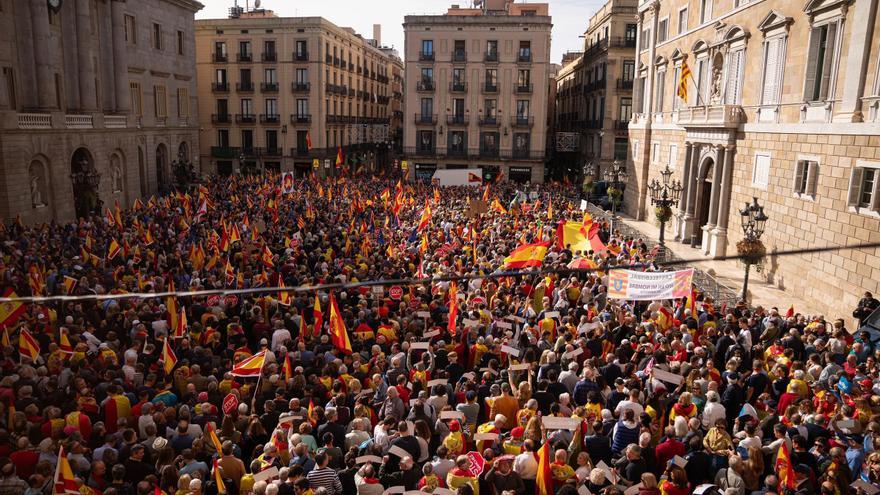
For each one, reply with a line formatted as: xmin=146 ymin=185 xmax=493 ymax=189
xmin=379 ymin=455 xmax=420 ymax=490
xmin=584 ymin=421 xmax=613 ymax=466
xmin=721 ymin=373 xmax=745 ymax=429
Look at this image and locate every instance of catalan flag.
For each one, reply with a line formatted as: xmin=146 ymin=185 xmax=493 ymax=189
xmin=313 ymin=295 xmax=323 ymax=337
xmin=535 ymin=441 xmax=553 ymax=495
xmin=53 ymin=446 xmax=79 ymax=494
xmin=328 ymin=293 xmax=352 ymax=355
xmin=19 ymin=328 xmax=40 ymax=362
xmin=162 ymin=338 xmax=177 ymax=375
xmin=0 ymin=289 xmax=26 ymax=327
xmin=503 ymin=241 xmax=550 ymax=269
xmin=230 ymin=350 xmax=267 ymax=377
xmin=61 ymin=276 xmax=78 ymax=295
xmin=678 ymin=60 xmax=692 ymax=103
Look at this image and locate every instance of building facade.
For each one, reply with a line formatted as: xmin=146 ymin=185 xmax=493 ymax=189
xmin=195 ymin=9 xmax=403 ymax=178
xmin=0 ymin=0 xmax=203 ymax=223
xmin=402 ymin=0 xmax=552 ymax=183
xmin=553 ymin=0 xmax=637 ymax=181
xmin=629 ymin=0 xmax=880 ymax=313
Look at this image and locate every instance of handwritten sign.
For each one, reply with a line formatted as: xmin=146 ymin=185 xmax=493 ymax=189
xmin=509 ymin=363 xmax=531 ymax=371
xmin=500 ymin=345 xmax=521 ymax=357
xmin=542 ymin=416 xmax=581 ymax=430
xmin=409 ymin=342 xmax=430 ymax=350
xmin=562 ymin=347 xmax=583 ymax=360
xmin=440 ymin=411 xmax=464 ymax=420
xmin=651 ymin=368 xmax=685 ymax=385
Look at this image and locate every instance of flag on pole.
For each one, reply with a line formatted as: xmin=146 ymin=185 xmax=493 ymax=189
xmin=307 ymin=399 xmax=317 ymax=426
xmin=59 ymin=329 xmax=74 ymax=355
xmin=313 ymin=295 xmax=323 ymax=337
xmin=206 ymin=422 xmax=224 ymax=454
xmin=535 ymin=441 xmax=553 ymax=495
xmin=328 ymin=293 xmax=352 ymax=354
xmin=306 ymin=131 xmax=313 ymax=150
xmin=1 ymin=326 xmax=9 ymax=348
xmin=503 ymin=241 xmax=551 ymax=269
xmin=61 ymin=276 xmax=78 ymax=295
xmin=54 ymin=446 xmax=79 ymax=494
xmin=417 ymin=200 xmax=432 ymax=232
xmin=775 ymin=440 xmax=796 ymax=492
xmin=213 ymin=458 xmax=227 ymax=494
xmin=335 ymin=146 xmax=344 ymax=167
xmin=785 ymin=305 xmax=795 ymax=318
xmin=162 ymin=338 xmax=177 ymax=375
xmin=107 ymin=239 xmax=122 ymax=260
xmin=678 ymin=60 xmax=692 ymax=103
xmin=447 ymin=282 xmax=459 ymax=336
xmin=282 ymin=354 xmax=294 ymax=381
xmin=0 ymin=289 xmax=25 ymax=327
xmin=173 ymin=307 xmax=187 ymax=339
xmin=19 ymin=329 xmax=39 ymax=362
xmin=230 ymin=350 xmax=267 ymax=377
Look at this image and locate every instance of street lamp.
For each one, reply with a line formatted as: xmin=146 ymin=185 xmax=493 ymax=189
xmin=582 ymin=161 xmax=597 ymax=199
xmin=648 ymin=165 xmax=683 ymax=247
xmin=737 ymin=197 xmax=769 ymax=302
xmin=603 ymin=160 xmax=629 ymax=234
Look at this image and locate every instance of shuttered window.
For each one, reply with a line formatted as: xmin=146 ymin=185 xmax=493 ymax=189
xmin=848 ymin=166 xmax=880 ymax=211
xmin=725 ymin=49 xmax=744 ymax=104
xmin=761 ymin=37 xmax=785 ymax=105
xmin=793 ymin=160 xmax=818 ymax=197
xmin=696 ymin=58 xmax=709 ymax=105
xmin=804 ymin=22 xmax=839 ymax=102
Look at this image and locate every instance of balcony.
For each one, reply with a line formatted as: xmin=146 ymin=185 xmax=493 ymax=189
xmin=517 ymin=52 xmax=532 ymax=63
xmin=484 ymin=52 xmax=499 ymax=62
xmin=211 ymin=82 xmax=229 ymax=92
xmin=65 ymin=114 xmax=93 ymax=129
xmin=511 ymin=116 xmax=534 ymax=127
xmin=413 ymin=146 xmax=436 ymax=157
xmin=416 ymin=81 xmax=435 ymax=92
xmin=419 ymin=51 xmax=434 ymax=61
xmin=502 ymin=150 xmax=545 ymax=161
xmin=674 ymin=105 xmax=745 ymax=129
xmin=262 ymin=147 xmax=283 ymax=157
xmin=260 ymin=82 xmax=279 ymax=93
xmin=325 ymin=54 xmax=332 ymax=64
xmin=333 ymin=56 xmax=340 ymax=66
xmin=211 ymin=113 xmax=232 ymax=124
xmin=294 ymin=51 xmax=309 ymax=61
xmin=261 ymin=52 xmax=277 ymax=63
xmin=260 ymin=114 xmax=280 ymax=124
xmin=292 ymin=82 xmax=311 ymax=93
xmin=615 ymin=120 xmax=629 ymax=131
xmin=446 ymin=115 xmax=469 ymax=126
xmin=586 ymin=119 xmax=602 ymax=129
xmin=348 ymin=62 xmax=354 ymax=71
xmin=452 ymin=50 xmax=467 ymax=62
xmin=617 ymin=78 xmax=634 ymax=90
xmin=479 ymin=116 xmax=500 ymax=126
xmin=241 ymin=147 xmax=258 ymax=157
xmin=235 ymin=113 xmax=256 ymax=124
xmin=348 ymin=89 xmax=355 ymax=98
xmin=291 ymin=147 xmax=310 ymax=157
xmin=211 ymin=146 xmax=238 ymax=158
xmin=414 ymin=113 xmax=437 ymax=125
xmin=237 ymin=53 xmax=253 ymax=63
xmin=212 ymin=53 xmax=228 ymax=63
xmin=291 ymin=114 xmax=312 ymax=124
xmin=480 ymin=147 xmax=500 ymax=158
xmin=516 ymin=84 xmax=533 ymax=94
xmin=482 ymin=83 xmax=498 ymax=94
xmin=236 ymin=82 xmax=254 ymax=92
xmin=105 ymin=115 xmax=127 ymax=128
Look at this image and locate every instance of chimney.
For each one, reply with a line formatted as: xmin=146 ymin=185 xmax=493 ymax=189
xmin=373 ymin=24 xmax=381 ymax=46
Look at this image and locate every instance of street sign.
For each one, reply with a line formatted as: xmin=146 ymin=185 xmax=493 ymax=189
xmin=401 ymin=160 xmax=408 ymax=171
xmin=312 ymin=159 xmax=319 ymax=169
xmin=389 ymin=286 xmax=403 ymax=300
xmin=222 ymin=393 xmax=239 ymax=416
xmin=324 ymin=159 xmax=331 ymax=169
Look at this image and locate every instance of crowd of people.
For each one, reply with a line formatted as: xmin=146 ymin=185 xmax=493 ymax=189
xmin=0 ymin=173 xmax=878 ymax=495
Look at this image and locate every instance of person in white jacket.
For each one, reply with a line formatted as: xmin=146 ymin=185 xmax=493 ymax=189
xmin=702 ymin=391 xmax=727 ymax=429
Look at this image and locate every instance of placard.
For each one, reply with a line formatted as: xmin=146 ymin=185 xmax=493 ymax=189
xmin=578 ymin=486 xmax=593 ymax=495
xmin=461 ymin=372 xmax=476 ymax=381
xmin=462 ymin=318 xmax=479 ymax=328
xmin=479 ymin=367 xmax=499 ymax=375
xmin=693 ymin=485 xmax=717 ymax=495
xmin=562 ymin=347 xmax=583 ymax=360
xmin=672 ymin=455 xmax=687 ymax=467
xmin=578 ymin=322 xmax=600 ymax=334
xmin=427 ymin=378 xmax=448 ymax=387
xmin=836 ymin=419 xmax=857 ymax=429
xmin=506 ymin=315 xmax=526 ymax=323
xmin=542 ymin=416 xmax=581 ymax=430
xmin=607 ymin=268 xmax=694 ymax=301
xmin=253 ymin=466 xmax=280 ymax=483
xmin=544 ymin=311 xmax=560 ymax=319
xmin=423 ymin=329 xmax=440 ymax=339
xmin=509 ymin=363 xmax=531 ymax=371
xmin=382 ymin=487 xmax=405 ymax=495
xmin=473 ymin=432 xmax=499 ymax=441
xmin=580 ymin=199 xmax=587 ymax=211
xmin=651 ymin=368 xmax=685 ymax=385
xmin=432 ymin=489 xmax=455 ymax=495
xmin=416 ymin=311 xmax=431 ymax=318
xmin=465 ymin=451 xmax=485 ymax=477
xmin=597 ymin=461 xmax=619 ymax=484
xmin=372 ymin=286 xmax=385 ymax=295
xmin=496 ymin=321 xmax=512 ymax=330
xmin=388 ymin=445 xmax=410 ymax=458
xmin=440 ymin=411 xmax=464 ymax=420
xmin=852 ymin=480 xmax=880 ymax=495
xmin=409 ymin=342 xmax=430 ymax=350
xmin=500 ymin=345 xmax=521 ymax=357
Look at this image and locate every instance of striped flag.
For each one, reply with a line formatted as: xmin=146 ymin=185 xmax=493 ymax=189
xmin=54 ymin=446 xmax=79 ymax=494
xmin=307 ymin=399 xmax=317 ymax=426
xmin=313 ymin=295 xmax=323 ymax=337
xmin=230 ymin=350 xmax=267 ymax=377
xmin=535 ymin=441 xmax=553 ymax=495
xmin=61 ymin=276 xmax=78 ymax=295
xmin=19 ymin=328 xmax=40 ymax=362
xmin=58 ymin=328 xmax=73 ymax=355
xmin=0 ymin=290 xmax=26 ymax=328
xmin=503 ymin=241 xmax=550 ymax=269
xmin=775 ymin=440 xmax=796 ymax=492
xmin=328 ymin=293 xmax=352 ymax=355
xmin=1 ymin=325 xmax=8 ymax=348
xmin=107 ymin=239 xmax=122 ymax=260
xmin=447 ymin=282 xmax=459 ymax=337
xmin=282 ymin=354 xmax=294 ymax=381
xmin=173 ymin=307 xmax=187 ymax=339
xmin=213 ymin=458 xmax=227 ymax=494
xmin=161 ymin=338 xmax=177 ymax=375
xmin=206 ymin=422 xmax=224 ymax=454
xmin=678 ymin=60 xmax=692 ymax=103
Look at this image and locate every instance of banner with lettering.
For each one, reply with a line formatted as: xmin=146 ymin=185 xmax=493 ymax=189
xmin=607 ymin=268 xmax=694 ymax=300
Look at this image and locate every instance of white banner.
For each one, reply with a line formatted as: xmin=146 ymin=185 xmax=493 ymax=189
xmin=607 ymin=268 xmax=694 ymax=301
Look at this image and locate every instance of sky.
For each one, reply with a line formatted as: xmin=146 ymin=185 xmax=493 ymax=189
xmin=195 ymin=0 xmax=606 ymax=65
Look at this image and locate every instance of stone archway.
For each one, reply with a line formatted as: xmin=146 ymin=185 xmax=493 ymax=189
xmin=156 ymin=143 xmax=168 ymax=194
xmin=70 ymin=148 xmax=100 ymax=219
xmin=692 ymin=156 xmax=715 ymax=248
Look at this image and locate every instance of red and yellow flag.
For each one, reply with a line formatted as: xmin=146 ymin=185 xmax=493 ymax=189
xmin=447 ymin=282 xmax=459 ymax=336
xmin=282 ymin=354 xmax=294 ymax=381
xmin=278 ymin=280 xmax=292 ymax=306
xmin=686 ymin=289 xmax=698 ymax=316
xmin=535 ymin=441 xmax=553 ymax=495
xmin=54 ymin=446 xmax=79 ymax=494
xmin=417 ymin=200 xmax=432 ymax=232
xmin=19 ymin=328 xmax=40 ymax=362
xmin=503 ymin=241 xmax=550 ymax=269
xmin=230 ymin=350 xmax=266 ymax=377
xmin=306 ymin=131 xmax=312 ymax=150
xmin=107 ymin=239 xmax=122 ymax=260
xmin=307 ymin=399 xmax=317 ymax=426
xmin=0 ymin=289 xmax=26 ymax=327
xmin=335 ymin=146 xmax=344 ymax=167
xmin=328 ymin=293 xmax=352 ymax=354
xmin=313 ymin=295 xmax=323 ymax=337
xmin=206 ymin=422 xmax=224 ymax=454
xmin=61 ymin=276 xmax=78 ymax=295
xmin=1 ymin=326 xmax=9 ymax=348
xmin=59 ymin=328 xmax=73 ymax=355
xmin=162 ymin=338 xmax=177 ymax=375
xmin=775 ymin=441 xmax=796 ymax=492
xmin=213 ymin=458 xmax=227 ymax=494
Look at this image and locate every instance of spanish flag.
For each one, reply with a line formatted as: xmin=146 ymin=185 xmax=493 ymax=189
xmin=213 ymin=458 xmax=227 ymax=494
xmin=261 ymin=245 xmax=274 ymax=268
xmin=306 ymin=130 xmax=312 ymax=150
xmin=61 ymin=276 xmax=78 ymax=295
xmin=775 ymin=440 xmax=796 ymax=492
xmin=685 ymin=289 xmax=698 ymax=316
xmin=282 ymin=354 xmax=294 ymax=381
xmin=161 ymin=338 xmax=177 ymax=375
xmin=312 ymin=295 xmax=323 ymax=337
xmin=19 ymin=328 xmax=40 ymax=362
xmin=1 ymin=326 xmax=9 ymax=348
xmin=54 ymin=446 xmax=79 ymax=494
xmin=503 ymin=241 xmax=550 ymax=269
xmin=535 ymin=441 xmax=553 ymax=495
xmin=59 ymin=329 xmax=73 ymax=355
xmin=278 ymin=280 xmax=292 ymax=306
xmin=307 ymin=399 xmax=317 ymax=426
xmin=174 ymin=307 xmax=188 ymax=339
xmin=546 ymin=198 xmax=553 ymax=220
xmin=417 ymin=200 xmax=432 ymax=232
xmin=328 ymin=293 xmax=352 ymax=354
xmin=656 ymin=306 xmax=674 ymax=331
xmin=107 ymin=239 xmax=122 ymax=260
xmin=447 ymin=282 xmax=459 ymax=336
xmin=557 ymin=219 xmax=606 ymax=254
xmin=0 ymin=288 xmax=26 ymax=327
xmin=230 ymin=350 xmax=266 ymax=377
xmin=206 ymin=422 xmax=224 ymax=454
xmin=335 ymin=146 xmax=344 ymax=167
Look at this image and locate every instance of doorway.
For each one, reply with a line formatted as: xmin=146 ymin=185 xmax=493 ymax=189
xmin=70 ymin=148 xmax=99 ymax=219
xmin=693 ymin=157 xmax=714 ymax=247
xmin=156 ymin=143 xmax=168 ymax=194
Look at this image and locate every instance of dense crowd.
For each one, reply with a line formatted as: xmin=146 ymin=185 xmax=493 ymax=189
xmin=0 ymin=173 xmax=878 ymax=495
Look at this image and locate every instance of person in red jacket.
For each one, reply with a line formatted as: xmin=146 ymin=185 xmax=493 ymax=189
xmin=655 ymin=426 xmax=686 ymax=472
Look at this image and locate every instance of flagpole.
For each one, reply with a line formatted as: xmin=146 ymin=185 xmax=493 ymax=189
xmin=249 ymin=353 xmax=267 ymax=413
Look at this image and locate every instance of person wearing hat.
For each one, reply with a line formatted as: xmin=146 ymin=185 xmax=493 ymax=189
xmin=446 ymin=455 xmax=478 ymax=494
xmin=484 ymin=454 xmax=524 ymax=495
xmin=502 ymin=426 xmax=525 ymax=455
xmin=441 ymin=420 xmax=466 ymax=456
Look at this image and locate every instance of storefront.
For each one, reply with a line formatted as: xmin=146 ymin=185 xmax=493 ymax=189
xmin=508 ymin=166 xmax=532 ymax=183
xmin=414 ymin=163 xmax=437 ymax=181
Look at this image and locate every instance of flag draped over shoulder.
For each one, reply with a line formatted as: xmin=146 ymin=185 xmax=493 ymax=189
xmin=230 ymin=350 xmax=266 ymax=377
xmin=536 ymin=441 xmax=553 ymax=495
xmin=503 ymin=241 xmax=550 ymax=269
xmin=328 ymin=293 xmax=352 ymax=354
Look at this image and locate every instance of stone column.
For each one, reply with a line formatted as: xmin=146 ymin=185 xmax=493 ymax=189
xmin=76 ymin=0 xmax=97 ymax=111
xmin=834 ymin=0 xmax=876 ymax=122
xmin=61 ymin=2 xmax=81 ymax=110
xmin=111 ymin=0 xmax=130 ymax=113
xmin=644 ymin=2 xmax=660 ymax=120
xmin=706 ymin=145 xmax=725 ymax=228
xmin=681 ymin=143 xmax=700 ymax=241
xmin=674 ymin=141 xmax=693 ymax=241
xmin=715 ymin=145 xmax=736 ymax=232
xmin=30 ymin=0 xmax=57 ymax=109
xmin=632 ymin=12 xmax=644 ymax=115
xmin=14 ymin=1 xmax=38 ymax=109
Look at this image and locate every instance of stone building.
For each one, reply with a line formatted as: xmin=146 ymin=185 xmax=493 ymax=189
xmin=0 ymin=0 xmax=203 ymax=223
xmin=629 ymin=0 xmax=880 ymax=313
xmin=194 ymin=9 xmax=403 ymax=178
xmin=402 ymin=0 xmax=552 ymax=183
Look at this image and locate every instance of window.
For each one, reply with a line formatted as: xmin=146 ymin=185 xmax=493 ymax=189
xmin=484 ymin=99 xmax=497 ymax=118
xmin=614 ymin=138 xmax=628 ymax=161
xmin=793 ymin=159 xmax=818 ymax=197
xmin=241 ymin=130 xmax=254 ymax=150
xmin=486 ymin=40 xmax=498 ymax=59
xmin=761 ymin=37 xmax=786 ymax=105
xmin=296 ymin=130 xmax=308 ymax=152
xmin=725 ymin=49 xmax=744 ymax=104
xmin=452 ymin=68 xmax=465 ymax=86
xmin=453 ymin=40 xmax=466 ymax=61
xmin=700 ymin=0 xmax=712 ymax=24
xmin=241 ymin=98 xmax=253 ymax=115
xmin=480 ymin=132 xmax=499 ymax=153
xmin=296 ymin=68 xmax=308 ymax=84
xmin=671 ymin=65 xmax=682 ymax=110
xmin=216 ymin=99 xmax=228 ymax=116
xmin=418 ymin=130 xmax=434 ymax=152
xmin=152 ymin=23 xmax=162 ymax=50
xmin=752 ymin=152 xmax=771 ymax=189
xmin=804 ymin=22 xmax=839 ymax=102
xmin=420 ymin=67 xmax=434 ymax=84
xmin=452 ymin=98 xmax=465 ymax=117
xmin=265 ymin=98 xmax=277 ymax=116
xmin=678 ymin=8 xmax=688 ymax=34
xmin=215 ymin=42 xmax=227 ymax=59
xmin=177 ymin=87 xmax=188 ymax=117
xmin=295 ymin=40 xmax=307 ymax=58
xmin=516 ymin=100 xmax=530 ymax=118
xmin=240 ymin=68 xmax=252 ymax=84
xmin=239 ymin=40 xmax=252 ymax=58
xmin=296 ymin=98 xmax=308 ymax=116
xmin=641 ymin=29 xmax=650 ymax=51
xmin=264 ymin=40 xmax=276 ymax=58
xmin=215 ymin=68 xmax=227 ymax=84
xmin=668 ymin=144 xmax=678 ymax=169
xmin=485 ymin=69 xmax=498 ymax=86
xmin=519 ymin=41 xmax=531 ymax=61
xmin=129 ymin=81 xmax=142 ymax=116
xmin=448 ymin=131 xmax=466 ymax=153
xmin=266 ymin=130 xmax=278 ymax=150
xmin=217 ymin=129 xmax=229 ymax=148
xmin=264 ymin=68 xmax=276 ymax=84
xmin=654 ymin=70 xmax=665 ymax=112
xmin=658 ymin=18 xmax=668 ymax=43
xmin=421 ymin=40 xmax=433 ymax=55
xmin=625 ymin=24 xmax=637 ymax=44
xmin=619 ymin=97 xmax=632 ymax=120
xmin=696 ymin=57 xmax=709 ymax=105
xmin=652 ymin=142 xmax=660 ymax=162
xmin=848 ymin=164 xmax=880 ymax=211
xmin=420 ymin=97 xmax=433 ymax=117
xmin=513 ymin=133 xmax=530 ymax=153
xmin=623 ymin=60 xmax=635 ymax=82
xmin=177 ymin=31 xmax=184 ymax=55
xmin=124 ymin=15 xmax=136 ymax=44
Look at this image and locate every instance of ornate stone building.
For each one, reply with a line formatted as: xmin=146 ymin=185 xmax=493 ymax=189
xmin=629 ymin=0 xmax=880 ymax=313
xmin=0 ymin=0 xmax=203 ymax=223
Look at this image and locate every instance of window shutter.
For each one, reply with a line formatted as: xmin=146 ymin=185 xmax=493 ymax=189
xmin=725 ymin=49 xmax=743 ymax=104
xmin=872 ymin=171 xmax=880 ymax=211
xmin=848 ymin=167 xmax=864 ymax=206
xmin=793 ymin=161 xmax=805 ymax=194
xmin=807 ymin=162 xmax=819 ymax=196
xmin=803 ymin=27 xmax=822 ymax=101
xmin=762 ymin=39 xmax=779 ymax=105
xmin=819 ymin=21 xmax=838 ymax=100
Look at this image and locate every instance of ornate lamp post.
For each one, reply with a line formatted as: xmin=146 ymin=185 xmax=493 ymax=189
xmin=603 ymin=160 xmax=629 ymax=234
xmin=737 ymin=197 xmax=769 ymax=303
xmin=648 ymin=165 xmax=683 ymax=247
xmin=582 ymin=161 xmax=597 ymax=199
